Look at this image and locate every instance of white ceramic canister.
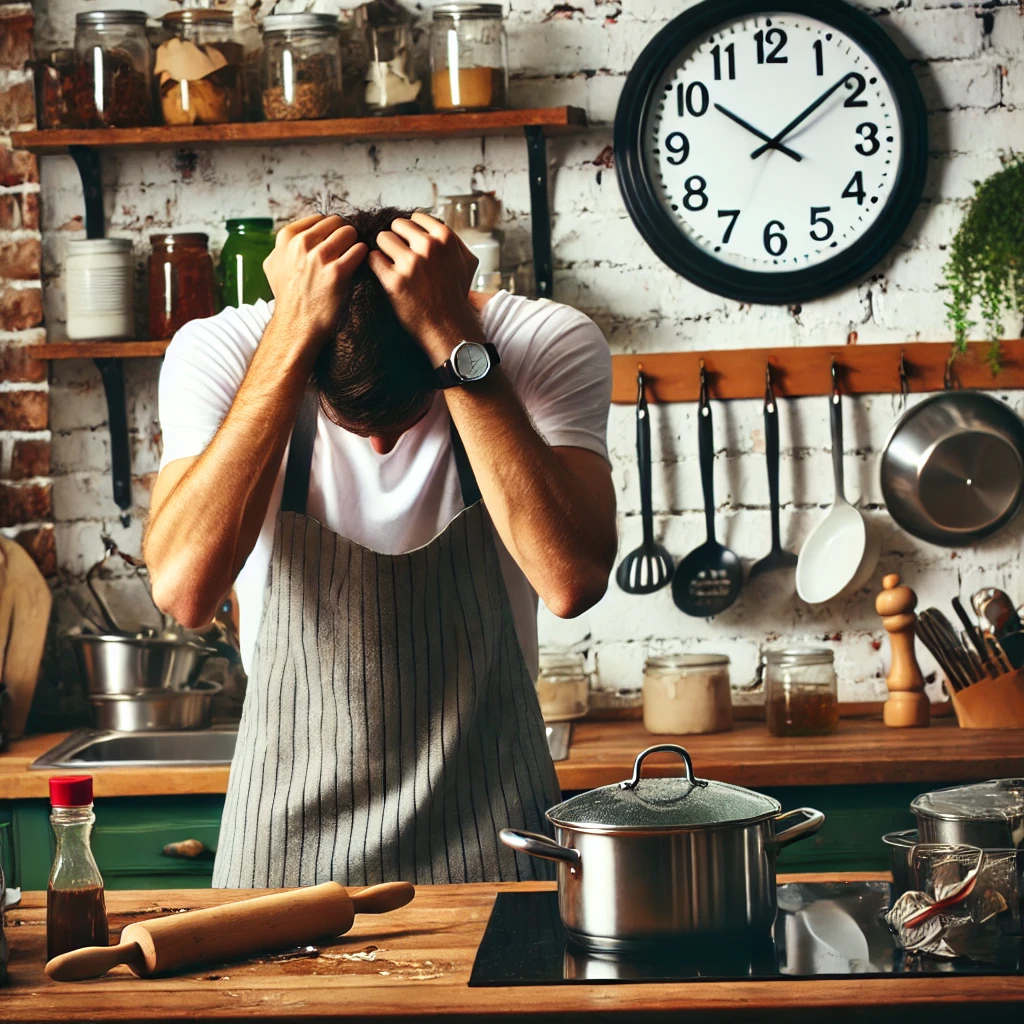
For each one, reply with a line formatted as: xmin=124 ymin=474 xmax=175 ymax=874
xmin=65 ymin=238 xmax=134 ymax=340
xmin=643 ymin=653 xmax=733 ymax=736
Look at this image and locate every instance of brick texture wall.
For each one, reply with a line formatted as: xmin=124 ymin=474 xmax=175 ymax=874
xmin=0 ymin=1 xmax=53 ymax=577
xmin=30 ymin=1 xmax=1024 ymax=699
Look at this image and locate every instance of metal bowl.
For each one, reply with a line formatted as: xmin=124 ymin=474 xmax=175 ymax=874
xmin=880 ymin=391 xmax=1024 ymax=547
xmin=69 ymin=634 xmax=216 ymax=695
xmin=88 ymin=680 xmax=222 ymax=732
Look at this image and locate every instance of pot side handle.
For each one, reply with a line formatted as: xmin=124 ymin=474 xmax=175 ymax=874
xmin=499 ymin=828 xmax=581 ymax=871
xmin=770 ymin=808 xmax=825 ymax=852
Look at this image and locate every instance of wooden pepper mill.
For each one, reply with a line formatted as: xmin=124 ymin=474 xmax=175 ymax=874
xmin=876 ymin=573 xmax=930 ymax=728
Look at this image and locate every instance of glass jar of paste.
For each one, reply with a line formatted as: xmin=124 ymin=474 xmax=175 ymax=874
xmin=73 ymin=10 xmax=152 ymax=128
xmin=643 ymin=654 xmax=733 ymax=736
xmin=764 ymin=647 xmax=839 ymax=737
xmin=536 ymin=652 xmax=589 ymax=723
xmin=261 ymin=13 xmax=343 ymax=121
xmin=217 ymin=218 xmax=275 ymax=309
xmin=430 ymin=4 xmax=508 ymax=111
xmin=156 ymin=10 xmax=245 ymax=126
xmin=148 ymin=233 xmax=216 ymax=341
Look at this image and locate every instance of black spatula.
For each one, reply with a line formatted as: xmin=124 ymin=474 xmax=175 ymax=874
xmin=616 ymin=371 xmax=674 ymax=595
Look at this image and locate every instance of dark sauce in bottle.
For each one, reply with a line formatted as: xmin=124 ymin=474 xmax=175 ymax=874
xmin=46 ymin=884 xmax=109 ymax=960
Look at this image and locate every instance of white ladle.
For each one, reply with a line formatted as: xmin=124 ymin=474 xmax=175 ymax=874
xmin=796 ymin=367 xmax=880 ymax=604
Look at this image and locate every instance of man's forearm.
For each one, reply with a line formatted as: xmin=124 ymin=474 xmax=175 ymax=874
xmin=444 ymin=370 xmax=616 ymax=618
xmin=144 ymin=316 xmax=315 ymax=626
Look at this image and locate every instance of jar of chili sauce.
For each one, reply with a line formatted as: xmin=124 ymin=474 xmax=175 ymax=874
xmin=148 ymin=233 xmax=217 ymax=340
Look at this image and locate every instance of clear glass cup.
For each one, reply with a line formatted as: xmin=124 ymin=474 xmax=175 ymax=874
xmin=261 ymin=13 xmax=343 ymax=121
xmin=764 ymin=647 xmax=839 ymax=737
xmin=430 ymin=3 xmax=508 ymax=111
xmin=156 ymin=10 xmax=246 ymax=126
xmin=73 ymin=10 xmax=152 ymax=128
xmin=536 ymin=652 xmax=589 ymax=723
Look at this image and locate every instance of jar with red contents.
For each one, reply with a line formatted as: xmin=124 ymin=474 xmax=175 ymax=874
xmin=148 ymin=234 xmax=217 ymax=340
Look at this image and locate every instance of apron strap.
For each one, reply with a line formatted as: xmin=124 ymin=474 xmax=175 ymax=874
xmin=450 ymin=420 xmax=482 ymax=508
xmin=281 ymin=384 xmax=319 ymax=515
xmin=281 ymin=385 xmax=482 ymax=513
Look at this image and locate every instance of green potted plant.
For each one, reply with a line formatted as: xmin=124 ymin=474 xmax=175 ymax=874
xmin=944 ymin=155 xmax=1024 ymax=372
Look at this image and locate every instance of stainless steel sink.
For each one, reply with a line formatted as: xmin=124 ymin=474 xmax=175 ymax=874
xmin=31 ymin=727 xmax=237 ymax=769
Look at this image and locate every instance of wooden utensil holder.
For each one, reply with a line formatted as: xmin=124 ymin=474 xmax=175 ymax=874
xmin=950 ymin=667 xmax=1024 ymax=728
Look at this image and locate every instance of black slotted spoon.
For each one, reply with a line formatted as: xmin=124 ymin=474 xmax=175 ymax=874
xmin=616 ymin=371 xmax=674 ymax=595
xmin=672 ymin=363 xmax=743 ymax=617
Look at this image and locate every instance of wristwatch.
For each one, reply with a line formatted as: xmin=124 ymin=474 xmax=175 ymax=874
xmin=434 ymin=341 xmax=500 ymax=390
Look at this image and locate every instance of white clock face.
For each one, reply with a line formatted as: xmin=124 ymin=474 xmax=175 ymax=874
xmin=644 ymin=12 xmax=903 ymax=273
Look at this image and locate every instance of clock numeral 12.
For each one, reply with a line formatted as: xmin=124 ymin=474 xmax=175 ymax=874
xmin=711 ymin=43 xmax=736 ymax=81
xmin=755 ymin=28 xmax=788 ymax=64
xmin=677 ymin=81 xmax=709 ymax=117
xmin=842 ymin=171 xmax=866 ymax=206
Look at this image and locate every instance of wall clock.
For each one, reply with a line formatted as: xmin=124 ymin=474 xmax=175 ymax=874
xmin=614 ymin=0 xmax=928 ymax=304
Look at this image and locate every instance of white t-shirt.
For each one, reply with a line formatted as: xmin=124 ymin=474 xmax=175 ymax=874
xmin=158 ymin=292 xmax=612 ymax=677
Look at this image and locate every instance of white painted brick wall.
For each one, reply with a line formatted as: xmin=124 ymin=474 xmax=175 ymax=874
xmin=34 ymin=0 xmax=1024 ymax=701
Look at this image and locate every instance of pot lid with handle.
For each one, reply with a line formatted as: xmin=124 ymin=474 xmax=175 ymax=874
xmin=911 ymin=778 xmax=1024 ymax=824
xmin=547 ymin=745 xmax=782 ymax=833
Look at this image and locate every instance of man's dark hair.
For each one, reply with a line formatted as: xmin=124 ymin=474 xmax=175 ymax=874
xmin=313 ymin=207 xmax=435 ymax=435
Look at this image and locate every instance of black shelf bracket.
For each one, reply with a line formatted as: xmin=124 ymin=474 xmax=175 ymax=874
xmin=524 ymin=126 xmax=553 ymax=301
xmin=68 ymin=146 xmax=132 ymax=518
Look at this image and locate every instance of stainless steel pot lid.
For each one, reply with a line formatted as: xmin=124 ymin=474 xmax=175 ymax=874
xmin=547 ymin=745 xmax=781 ymax=833
xmin=911 ymin=779 xmax=1024 ymax=822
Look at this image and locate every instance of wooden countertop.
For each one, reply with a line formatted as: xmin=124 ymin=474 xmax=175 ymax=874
xmin=4 ymin=875 xmax=1023 ymax=1022
xmin=3 ymin=716 xmax=1023 ymax=800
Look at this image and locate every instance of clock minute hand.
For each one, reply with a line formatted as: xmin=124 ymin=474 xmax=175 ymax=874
xmin=714 ymin=104 xmax=802 ymax=162
xmin=750 ymin=72 xmax=857 ymax=160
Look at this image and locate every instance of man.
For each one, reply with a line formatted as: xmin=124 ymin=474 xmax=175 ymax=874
xmin=144 ymin=209 xmax=617 ymax=889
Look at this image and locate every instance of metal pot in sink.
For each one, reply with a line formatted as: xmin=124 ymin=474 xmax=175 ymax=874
xmin=911 ymin=778 xmax=1024 ymax=849
xmin=500 ymin=744 xmax=824 ymax=952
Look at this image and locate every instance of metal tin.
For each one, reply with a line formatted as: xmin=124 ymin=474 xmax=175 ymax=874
xmin=263 ymin=13 xmax=339 ymax=32
xmin=500 ymin=745 xmax=823 ymax=950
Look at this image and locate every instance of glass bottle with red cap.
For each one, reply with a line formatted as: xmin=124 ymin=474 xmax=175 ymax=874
xmin=47 ymin=775 xmax=108 ymax=961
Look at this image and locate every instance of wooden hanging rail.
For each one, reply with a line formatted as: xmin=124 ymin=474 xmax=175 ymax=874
xmin=611 ymin=340 xmax=1024 ymax=403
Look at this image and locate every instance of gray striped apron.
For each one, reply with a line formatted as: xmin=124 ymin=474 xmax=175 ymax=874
xmin=212 ymin=388 xmax=560 ymax=888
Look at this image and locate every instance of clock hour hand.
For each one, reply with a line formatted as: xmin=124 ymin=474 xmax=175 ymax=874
xmin=751 ymin=72 xmax=858 ymax=160
xmin=715 ymin=104 xmax=803 ymax=162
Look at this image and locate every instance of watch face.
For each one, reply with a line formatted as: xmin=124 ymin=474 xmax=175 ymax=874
xmin=454 ymin=342 xmax=491 ymax=381
xmin=614 ymin=0 xmax=927 ymax=303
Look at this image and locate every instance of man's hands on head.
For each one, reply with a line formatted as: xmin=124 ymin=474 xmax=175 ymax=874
xmin=369 ymin=211 xmax=481 ymax=366
xmin=263 ymin=214 xmax=368 ymax=363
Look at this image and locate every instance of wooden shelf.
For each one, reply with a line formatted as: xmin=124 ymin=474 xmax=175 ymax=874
xmin=12 ymin=107 xmax=587 ymax=154
xmin=612 ymin=340 xmax=1024 ymax=404
xmin=27 ymin=342 xmax=168 ymax=360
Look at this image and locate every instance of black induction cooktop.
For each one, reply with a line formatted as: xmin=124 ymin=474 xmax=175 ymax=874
xmin=469 ymin=882 xmax=1024 ymax=986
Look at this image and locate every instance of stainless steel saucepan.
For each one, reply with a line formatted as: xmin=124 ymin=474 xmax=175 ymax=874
xmin=881 ymin=391 xmax=1024 ymax=547
xmin=500 ymin=744 xmax=824 ymax=951
xmin=69 ymin=633 xmax=216 ymax=695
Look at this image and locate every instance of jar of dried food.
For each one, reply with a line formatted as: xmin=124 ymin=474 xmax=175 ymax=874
xmin=66 ymin=238 xmax=134 ymax=340
xmin=365 ymin=20 xmax=422 ymax=114
xmin=261 ymin=13 xmax=343 ymax=121
xmin=35 ymin=49 xmax=81 ymax=129
xmin=764 ymin=647 xmax=839 ymax=737
xmin=643 ymin=654 xmax=733 ymax=736
xmin=156 ymin=10 xmax=245 ymax=126
xmin=72 ymin=10 xmax=152 ymax=128
xmin=217 ymin=218 xmax=275 ymax=309
xmin=148 ymin=234 xmax=216 ymax=341
xmin=430 ymin=4 xmax=508 ymax=111
xmin=536 ymin=652 xmax=589 ymax=723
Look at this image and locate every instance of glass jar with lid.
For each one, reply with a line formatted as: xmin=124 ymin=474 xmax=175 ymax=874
xmin=217 ymin=218 xmax=275 ymax=310
xmin=430 ymin=4 xmax=508 ymax=111
xmin=438 ymin=193 xmax=503 ymax=293
xmin=365 ymin=19 xmax=423 ymax=115
xmin=148 ymin=234 xmax=216 ymax=341
xmin=261 ymin=13 xmax=343 ymax=121
xmin=156 ymin=10 xmax=245 ymax=125
xmin=73 ymin=11 xmax=152 ymax=128
xmin=536 ymin=652 xmax=589 ymax=723
xmin=764 ymin=647 xmax=839 ymax=737
xmin=643 ymin=654 xmax=733 ymax=736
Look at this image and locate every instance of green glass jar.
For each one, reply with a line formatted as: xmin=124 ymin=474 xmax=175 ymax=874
xmin=217 ymin=218 xmax=275 ymax=309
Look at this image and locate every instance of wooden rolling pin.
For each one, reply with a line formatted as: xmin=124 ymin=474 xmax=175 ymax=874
xmin=45 ymin=880 xmax=414 ymax=982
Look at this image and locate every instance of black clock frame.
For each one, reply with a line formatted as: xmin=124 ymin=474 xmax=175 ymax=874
xmin=614 ymin=0 xmax=928 ymax=305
